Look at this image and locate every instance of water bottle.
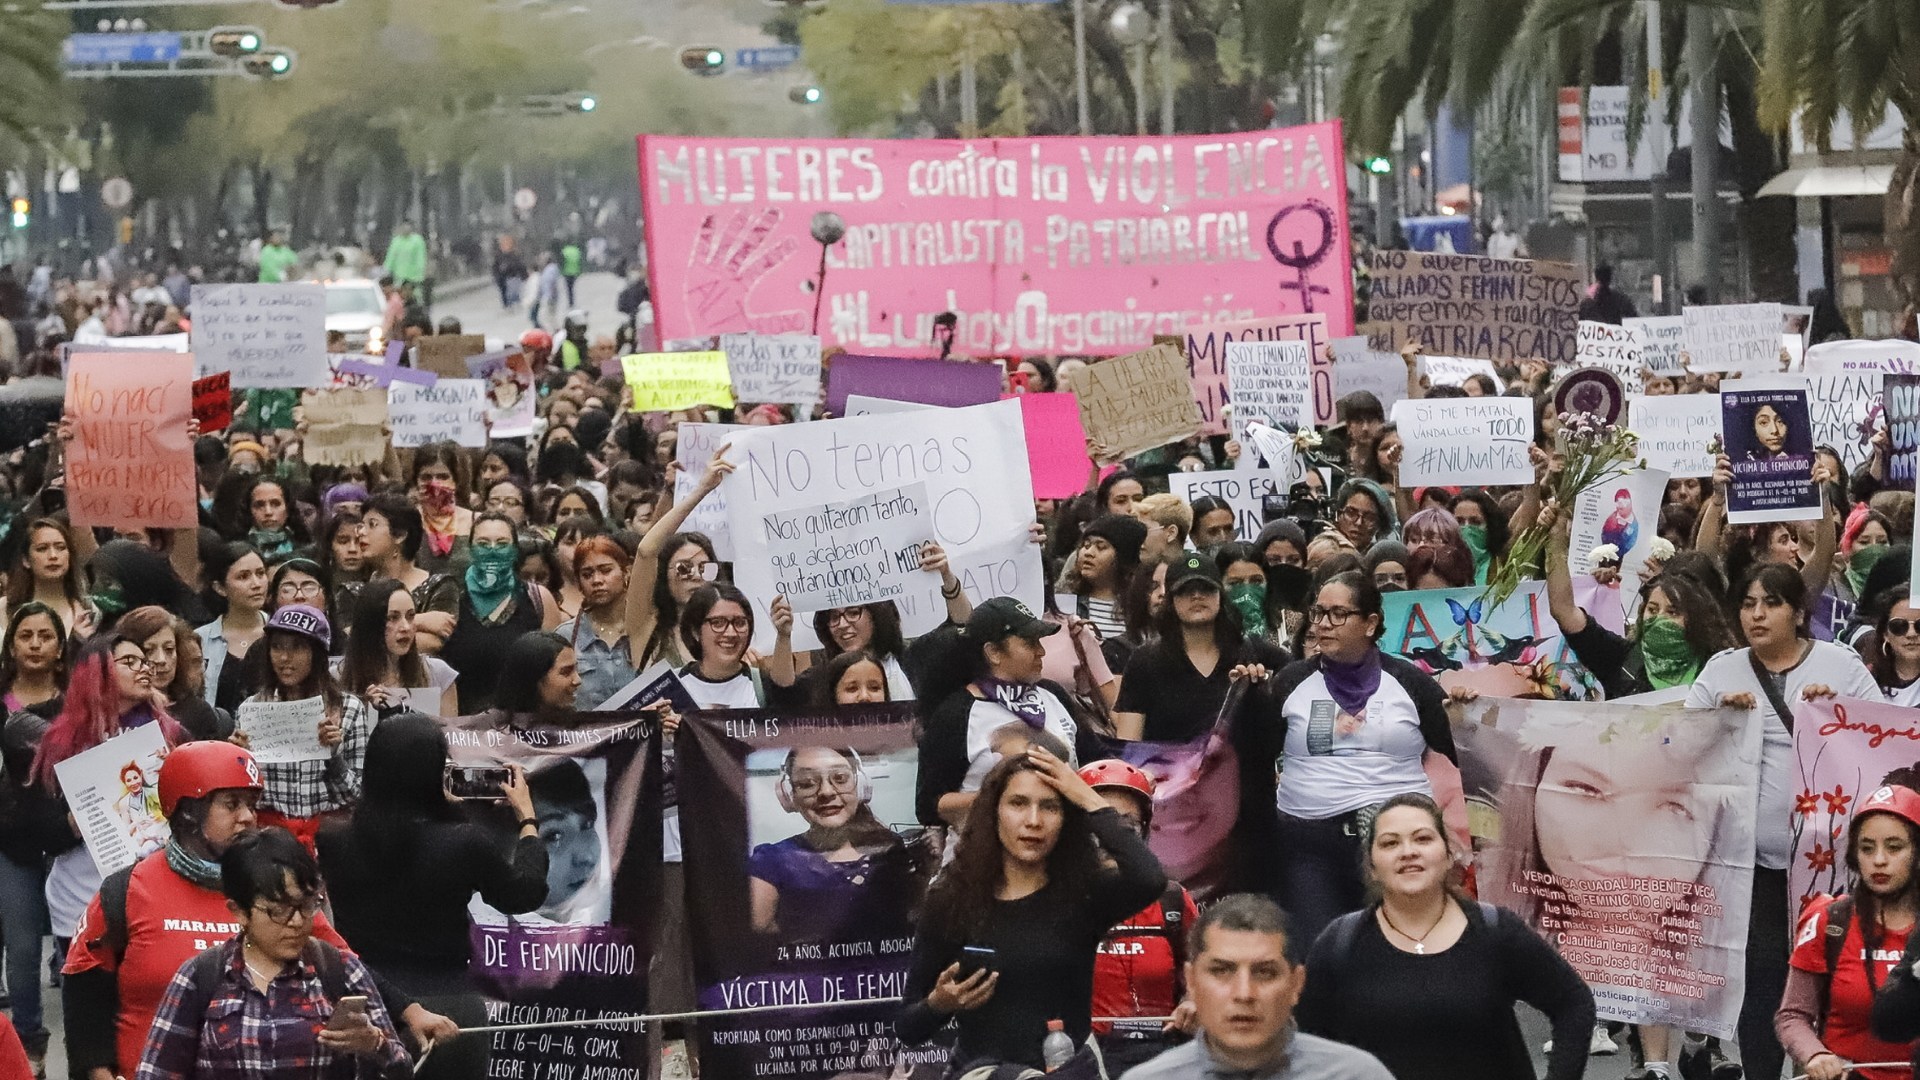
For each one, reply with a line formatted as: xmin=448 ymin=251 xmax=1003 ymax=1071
xmin=1041 ymin=1019 xmax=1074 ymax=1072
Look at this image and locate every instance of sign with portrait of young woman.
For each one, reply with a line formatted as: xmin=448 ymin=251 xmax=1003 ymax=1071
xmin=1462 ymin=698 xmax=1760 ymax=1037
xmin=442 ymin=710 xmax=663 ymax=1080
xmin=1720 ymin=376 xmax=1822 ymax=524
xmin=675 ymin=704 xmax=947 ymax=1080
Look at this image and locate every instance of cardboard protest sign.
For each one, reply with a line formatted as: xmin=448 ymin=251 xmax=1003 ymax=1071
xmin=1720 ymin=376 xmax=1821 ymax=524
xmin=720 ymin=333 xmax=822 ymax=407
xmin=1420 ymin=355 xmax=1502 ymax=387
xmin=1389 ymin=397 xmax=1534 ymax=487
xmin=824 ymin=354 xmax=1000 ymax=416
xmin=758 ymin=483 xmax=936 ymax=609
xmin=1683 ymin=303 xmax=1785 ymax=373
xmin=1076 ymin=344 xmax=1201 ymax=461
xmin=1576 ymin=321 xmax=1645 ymax=392
xmin=1806 ymin=372 xmax=1882 ymax=474
xmin=676 ymin=704 xmax=944 ymax=1080
xmin=444 ymin=709 xmax=660 ymax=1080
xmin=414 ymin=335 xmax=487 ymax=380
xmin=299 ymin=388 xmax=388 ymax=467
xmin=234 ymin=697 xmax=328 ymax=764
xmin=1569 ymin=468 xmax=1669 ymax=592
xmin=721 ymin=399 xmax=1042 ymax=653
xmin=1462 ymin=697 xmax=1758 ymax=1036
xmin=1016 ymin=392 xmax=1094 ymax=500
xmin=1627 ymin=394 xmax=1721 ymax=478
xmin=1225 ymin=340 xmax=1312 ymax=429
xmin=387 ymin=379 xmax=488 ymax=448
xmin=1380 ymin=583 xmax=1599 ymax=701
xmin=54 ymin=724 xmax=170 ymax=876
xmin=192 ymin=372 xmax=232 ymax=433
xmin=189 ymin=283 xmax=326 ymax=387
xmin=1789 ymin=697 xmax=1920 ymax=915
xmin=1331 ymin=337 xmax=1409 ymax=412
xmin=1170 ymin=469 xmax=1293 ymax=541
xmin=1888 ymin=374 xmax=1920 ymax=487
xmin=638 ymin=126 xmax=1355 ymax=356
xmin=1626 ymin=316 xmax=1686 ymax=374
xmin=673 ymin=422 xmax=747 ymax=560
xmin=65 ymin=353 xmax=197 ymax=530
xmin=1182 ymin=313 xmax=1333 ymax=433
xmin=622 ymin=351 xmax=735 ymax=411
xmin=466 ymin=349 xmax=536 ymax=438
xmin=1804 ymin=339 xmax=1920 ymax=376
xmin=1363 ymin=251 xmax=1583 ymax=363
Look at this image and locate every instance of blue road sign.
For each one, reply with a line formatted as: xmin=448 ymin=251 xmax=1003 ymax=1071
xmin=64 ymin=32 xmax=184 ymax=65
xmin=734 ymin=45 xmax=802 ymax=71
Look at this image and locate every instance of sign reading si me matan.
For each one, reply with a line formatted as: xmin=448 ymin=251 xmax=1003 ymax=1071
xmin=721 ymin=399 xmax=1042 ymax=654
xmin=1181 ymin=313 xmax=1332 ymax=433
xmin=637 ymin=127 xmax=1355 ymax=356
xmin=1683 ymin=304 xmax=1784 ymax=373
xmin=720 ymin=333 xmax=822 ymax=407
xmin=66 ymin=353 xmax=197 ymax=530
xmin=1576 ymin=321 xmax=1644 ymax=392
xmin=1077 ymin=343 xmax=1201 ymax=461
xmin=388 ymin=379 xmax=488 ymax=448
xmin=1390 ymin=396 xmax=1535 ymax=487
xmin=1628 ymin=394 xmax=1721 ymax=479
xmin=759 ymin=483 xmax=935 ymax=609
xmin=1362 ymin=251 xmax=1584 ymax=364
xmin=1626 ymin=316 xmax=1686 ymax=374
xmin=1225 ymin=340 xmax=1312 ymax=429
xmin=190 ymin=283 xmax=327 ymax=388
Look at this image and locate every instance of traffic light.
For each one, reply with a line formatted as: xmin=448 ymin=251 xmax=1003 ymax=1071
xmin=1364 ymin=156 xmax=1393 ymax=175
xmin=243 ymin=49 xmax=295 ymax=77
xmin=8 ymin=199 xmax=27 ymax=229
xmin=679 ymin=46 xmax=725 ymax=75
xmin=788 ymin=85 xmax=822 ymax=105
xmin=208 ymin=26 xmax=264 ymax=57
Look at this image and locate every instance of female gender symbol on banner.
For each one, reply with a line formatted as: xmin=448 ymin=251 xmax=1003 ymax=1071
xmin=1266 ymin=200 xmax=1337 ymax=314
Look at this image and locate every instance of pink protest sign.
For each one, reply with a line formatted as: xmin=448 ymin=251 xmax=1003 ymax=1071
xmin=1015 ymin=392 xmax=1094 ymax=499
xmin=637 ymin=126 xmax=1354 ymax=357
xmin=1182 ymin=313 xmax=1332 ymax=434
xmin=66 ymin=353 xmax=197 ymax=530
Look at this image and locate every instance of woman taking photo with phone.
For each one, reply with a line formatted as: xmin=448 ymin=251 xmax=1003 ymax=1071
xmin=895 ymin=749 xmax=1166 ymax=1071
xmin=318 ymin=714 xmax=548 ymax=1080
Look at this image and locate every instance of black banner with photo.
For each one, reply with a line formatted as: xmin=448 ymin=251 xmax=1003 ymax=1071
xmin=677 ymin=704 xmax=947 ymax=1079
xmin=444 ymin=710 xmax=663 ymax=1080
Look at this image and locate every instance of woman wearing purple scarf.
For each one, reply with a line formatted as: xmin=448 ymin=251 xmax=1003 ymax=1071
xmin=1261 ymin=570 xmax=1457 ymax=948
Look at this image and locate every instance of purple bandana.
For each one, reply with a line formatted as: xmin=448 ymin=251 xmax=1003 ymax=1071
xmin=978 ymin=678 xmax=1048 ymax=729
xmin=1320 ymin=648 xmax=1383 ymax=720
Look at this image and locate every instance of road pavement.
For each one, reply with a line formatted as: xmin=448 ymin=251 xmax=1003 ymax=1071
xmin=435 ymin=270 xmax=627 ymax=346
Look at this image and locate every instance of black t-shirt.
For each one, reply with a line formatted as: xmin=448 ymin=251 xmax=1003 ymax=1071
xmin=1563 ymin=618 xmax=1643 ymax=699
xmin=1116 ymin=635 xmax=1290 ymax=743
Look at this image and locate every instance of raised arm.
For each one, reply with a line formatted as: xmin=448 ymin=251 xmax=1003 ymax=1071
xmin=1800 ymin=462 xmax=1839 ymax=599
xmin=624 ymin=446 xmax=733 ymax=656
xmin=1694 ymin=454 xmax=1731 ymax=558
xmin=1541 ymin=506 xmax=1587 ymax=637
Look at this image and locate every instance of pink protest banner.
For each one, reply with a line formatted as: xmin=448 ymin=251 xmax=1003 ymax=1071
xmin=1789 ymin=696 xmax=1920 ymax=916
xmin=637 ymin=126 xmax=1354 ymax=357
xmin=66 ymin=352 xmax=197 ymax=530
xmin=1181 ymin=313 xmax=1333 ymax=434
xmin=1015 ymin=392 xmax=1093 ymax=499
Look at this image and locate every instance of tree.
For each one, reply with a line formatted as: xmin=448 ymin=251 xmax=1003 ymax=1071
xmin=0 ymin=1 xmax=66 ymax=142
xmin=1757 ymin=0 xmax=1920 ymax=317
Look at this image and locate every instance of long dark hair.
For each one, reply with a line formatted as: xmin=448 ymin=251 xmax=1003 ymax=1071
xmin=495 ymin=631 xmax=570 ymax=713
xmin=347 ymin=713 xmax=462 ymax=865
xmin=1844 ymin=787 xmax=1920 ymax=995
xmin=233 ymin=474 xmax=312 ymax=546
xmin=1636 ymin=572 xmax=1737 ymax=662
xmin=640 ymin=532 xmax=716 ymax=666
xmin=1868 ymin=585 xmax=1918 ymax=689
xmin=1150 ymin=575 xmax=1245 ymax=656
xmin=680 ymin=583 xmax=754 ymax=662
xmin=1738 ymin=562 xmax=1812 ymax=642
xmin=810 ymin=649 xmax=893 ymax=708
xmin=812 ymin=602 xmax=906 ymax=664
xmin=339 ymin=579 xmax=428 ymax=692
xmin=916 ymin=755 xmax=1101 ymax=939
xmin=0 ymin=601 xmax=68 ymax=700
xmin=244 ymin=628 xmax=343 ymax=712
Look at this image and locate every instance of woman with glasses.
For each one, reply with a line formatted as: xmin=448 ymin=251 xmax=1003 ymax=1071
xmin=440 ymin=513 xmax=562 ymax=715
xmin=1262 ymin=571 xmax=1458 ymax=948
xmin=748 ymin=745 xmax=917 ymax=941
xmin=1332 ymin=479 xmax=1398 ymax=551
xmin=116 ymin=606 xmax=229 ymax=743
xmin=481 ymin=479 xmax=534 ymax=528
xmin=268 ymin=557 xmax=332 ymax=622
xmin=1866 ymin=585 xmax=1920 ymax=706
xmin=768 ymin=541 xmax=972 ymax=704
xmin=676 ymin=584 xmax=784 ymax=710
xmin=359 ymin=494 xmax=462 ymax=656
xmin=626 ymin=446 xmax=731 ymax=671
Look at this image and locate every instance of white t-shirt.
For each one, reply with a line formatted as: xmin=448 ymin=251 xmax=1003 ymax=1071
xmin=1887 ymin=679 xmax=1920 ymax=708
xmin=680 ymin=666 xmax=761 ymax=710
xmin=328 ymin=655 xmax=459 ymax=715
xmin=1275 ymin=668 xmax=1432 ymax=819
xmin=1686 ymin=641 xmax=1884 ymax=870
xmin=959 ymin=693 xmax=1080 ymax=796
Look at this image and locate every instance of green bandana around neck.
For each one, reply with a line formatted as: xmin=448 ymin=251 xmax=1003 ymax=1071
xmin=1847 ymin=543 xmax=1889 ymax=597
xmin=1637 ymin=614 xmax=1698 ymax=689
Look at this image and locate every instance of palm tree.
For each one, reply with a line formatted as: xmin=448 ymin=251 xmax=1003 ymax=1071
xmin=1757 ymin=0 xmax=1920 ymax=319
xmin=0 ymin=1 xmax=66 ymax=142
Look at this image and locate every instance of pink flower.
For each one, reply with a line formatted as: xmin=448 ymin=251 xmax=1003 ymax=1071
xmin=1805 ymin=845 xmax=1835 ymax=873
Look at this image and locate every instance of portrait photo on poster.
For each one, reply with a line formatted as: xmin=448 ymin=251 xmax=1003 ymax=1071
xmin=470 ymin=756 xmax=614 ymax=928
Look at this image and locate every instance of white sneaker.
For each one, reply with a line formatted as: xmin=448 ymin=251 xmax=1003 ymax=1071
xmin=1590 ymin=1026 xmax=1620 ymax=1056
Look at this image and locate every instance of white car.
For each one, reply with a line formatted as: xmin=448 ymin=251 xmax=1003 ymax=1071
xmin=324 ymin=278 xmax=387 ymax=354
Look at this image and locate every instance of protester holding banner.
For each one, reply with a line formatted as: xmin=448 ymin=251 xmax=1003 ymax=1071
xmin=1298 ymin=794 xmax=1595 ymax=1080
xmin=895 ymin=749 xmax=1167 ymax=1071
xmin=439 ymin=514 xmax=561 ymax=714
xmin=1776 ymin=782 xmax=1920 ymax=1080
xmin=675 ymin=584 xmax=785 ymax=709
xmin=334 ymin=581 xmax=460 ymax=719
xmin=770 ymin=540 xmax=974 ymax=703
xmin=1112 ymin=552 xmax=1285 ymax=744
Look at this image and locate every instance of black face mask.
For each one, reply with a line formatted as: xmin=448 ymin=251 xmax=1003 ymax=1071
xmin=1265 ymin=563 xmax=1314 ymax=610
xmin=1377 ymin=582 xmax=1407 ymax=594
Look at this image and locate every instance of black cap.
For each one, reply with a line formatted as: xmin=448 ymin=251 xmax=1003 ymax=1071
xmin=1166 ymin=551 xmax=1223 ymax=595
xmin=965 ymin=597 xmax=1060 ymax=644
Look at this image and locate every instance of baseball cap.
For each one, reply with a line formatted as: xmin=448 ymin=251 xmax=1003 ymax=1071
xmin=1166 ymin=551 xmax=1223 ymax=594
xmin=965 ymin=597 xmax=1060 ymax=644
xmin=265 ymin=603 xmax=331 ymax=648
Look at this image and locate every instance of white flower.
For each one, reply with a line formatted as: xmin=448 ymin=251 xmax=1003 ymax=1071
xmin=1588 ymin=543 xmax=1621 ymax=565
xmin=1650 ymin=537 xmax=1676 ymax=560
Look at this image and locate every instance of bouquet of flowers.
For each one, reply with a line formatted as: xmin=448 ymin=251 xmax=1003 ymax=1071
xmin=1480 ymin=411 xmax=1644 ymax=609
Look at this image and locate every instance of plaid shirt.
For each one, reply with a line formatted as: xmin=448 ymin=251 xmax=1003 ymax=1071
xmin=244 ymin=694 xmax=375 ymax=819
xmin=135 ymin=938 xmax=410 ymax=1080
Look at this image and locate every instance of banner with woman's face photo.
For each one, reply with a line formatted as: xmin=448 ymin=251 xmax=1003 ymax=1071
xmin=444 ymin=711 xmax=662 ymax=1080
xmin=677 ymin=704 xmax=946 ymax=1080
xmin=1720 ymin=377 xmax=1822 ymax=524
xmin=1465 ymin=698 xmax=1760 ymax=1037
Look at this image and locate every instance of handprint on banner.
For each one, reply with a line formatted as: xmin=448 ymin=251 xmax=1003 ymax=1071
xmin=1265 ymin=200 xmax=1337 ymax=314
xmin=685 ymin=208 xmax=809 ymax=334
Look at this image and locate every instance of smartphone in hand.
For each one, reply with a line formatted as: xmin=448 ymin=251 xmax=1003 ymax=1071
xmin=444 ymin=766 xmax=512 ymax=801
xmin=325 ymin=996 xmax=370 ymax=1031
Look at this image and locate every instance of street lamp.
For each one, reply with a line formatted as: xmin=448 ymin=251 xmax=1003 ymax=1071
xmin=809 ymin=210 xmax=844 ymax=336
xmin=1109 ymin=3 xmax=1152 ymax=135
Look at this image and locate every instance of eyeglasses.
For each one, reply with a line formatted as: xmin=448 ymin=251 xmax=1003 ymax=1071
xmin=277 ymin=580 xmax=323 ymax=598
xmin=671 ymin=561 xmax=720 ymax=582
xmin=1307 ymin=606 xmax=1362 ymax=627
xmin=252 ymin=895 xmax=324 ymax=926
xmin=704 ymin=616 xmax=750 ymax=633
xmin=486 ymin=495 xmax=525 ymax=510
xmin=1889 ymin=619 xmax=1920 ymax=638
xmin=113 ymin=654 xmax=153 ymax=672
xmin=1337 ymin=506 xmax=1379 ymax=525
xmin=789 ymin=769 xmax=856 ymax=797
xmin=826 ymin=609 xmax=867 ymax=627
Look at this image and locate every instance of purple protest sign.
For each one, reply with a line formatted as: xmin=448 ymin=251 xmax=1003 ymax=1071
xmin=826 ymin=354 xmax=1002 ymax=416
xmin=333 ymin=359 xmax=437 ymax=387
xmin=1720 ymin=376 xmax=1821 ymax=525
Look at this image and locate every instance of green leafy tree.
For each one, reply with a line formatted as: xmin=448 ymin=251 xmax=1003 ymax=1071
xmin=0 ymin=1 xmax=67 ymax=142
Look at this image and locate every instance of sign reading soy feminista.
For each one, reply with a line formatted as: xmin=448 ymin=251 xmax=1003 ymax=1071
xmin=1363 ymin=251 xmax=1583 ymax=364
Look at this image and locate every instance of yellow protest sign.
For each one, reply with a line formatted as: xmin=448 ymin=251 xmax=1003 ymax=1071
xmin=621 ymin=352 xmax=735 ymax=411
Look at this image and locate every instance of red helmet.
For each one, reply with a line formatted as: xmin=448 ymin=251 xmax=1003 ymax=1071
xmin=159 ymin=742 xmax=263 ymax=817
xmin=518 ymin=328 xmax=553 ymax=362
xmin=1078 ymin=759 xmax=1155 ymax=802
xmin=1855 ymin=784 xmax=1920 ymax=832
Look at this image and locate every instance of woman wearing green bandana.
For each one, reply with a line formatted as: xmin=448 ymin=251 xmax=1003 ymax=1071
xmin=1545 ymin=508 xmax=1738 ymax=698
xmin=1835 ymin=509 xmax=1893 ymax=605
xmin=1448 ymin=490 xmax=1509 ymax=588
xmin=438 ymin=513 xmax=562 ymax=713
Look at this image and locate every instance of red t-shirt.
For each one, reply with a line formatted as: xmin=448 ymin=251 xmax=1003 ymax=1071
xmin=1790 ymin=894 xmax=1914 ymax=1079
xmin=62 ymin=851 xmax=349 ymax=1075
xmin=1091 ymin=888 xmax=1199 ymax=1035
